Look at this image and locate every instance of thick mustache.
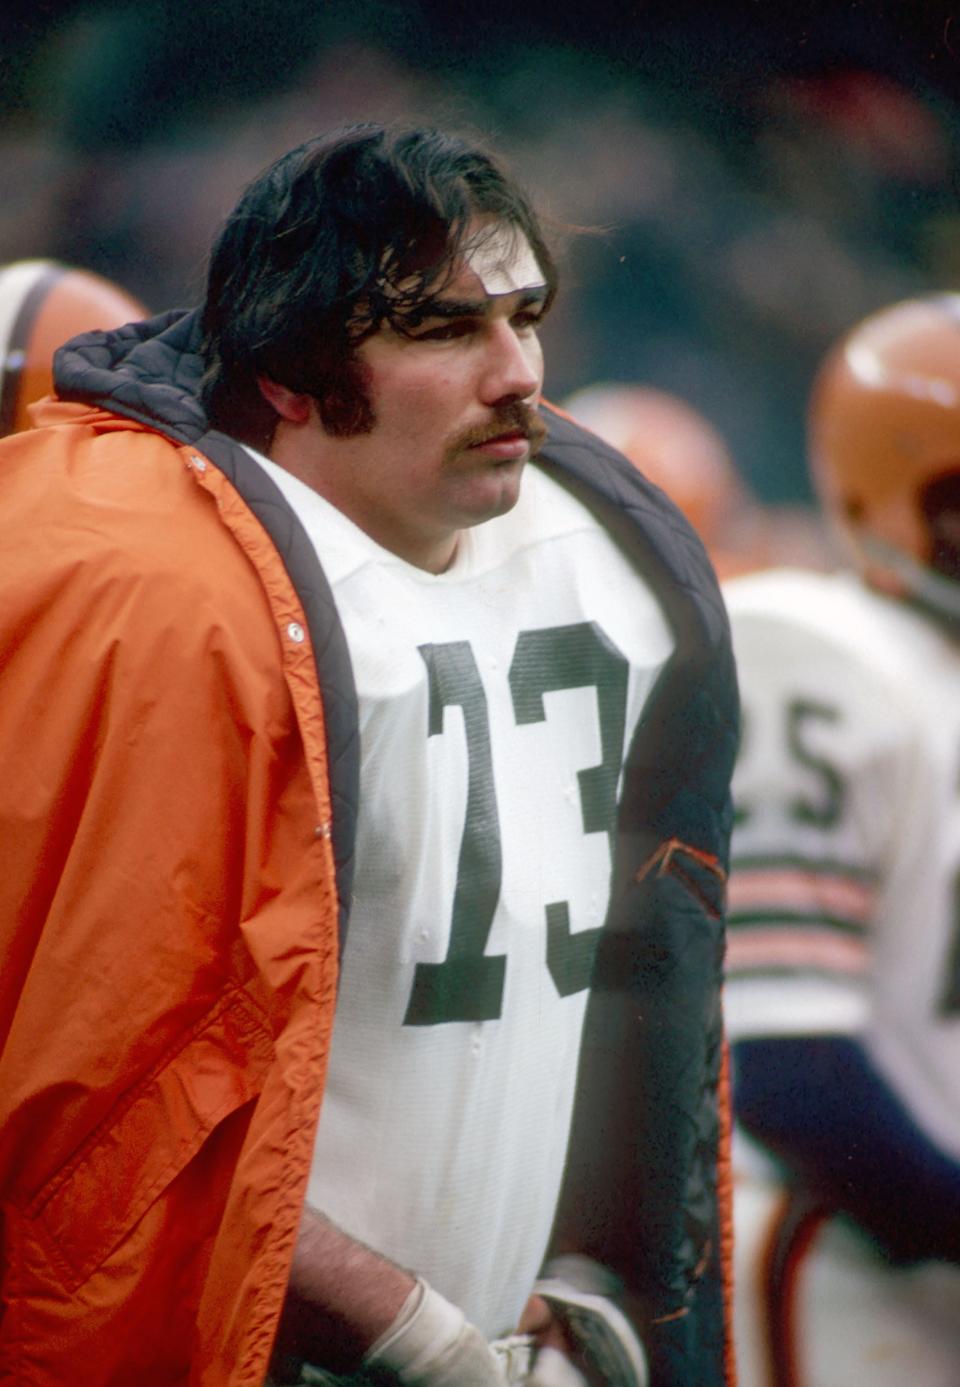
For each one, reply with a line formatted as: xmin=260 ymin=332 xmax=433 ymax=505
xmin=454 ymin=404 xmax=547 ymax=453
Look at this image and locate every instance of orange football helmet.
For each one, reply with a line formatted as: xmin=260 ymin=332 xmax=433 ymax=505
xmin=561 ymin=382 xmax=768 ymax=576
xmin=808 ymin=293 xmax=960 ymax=615
xmin=0 ymin=259 xmax=147 ymax=435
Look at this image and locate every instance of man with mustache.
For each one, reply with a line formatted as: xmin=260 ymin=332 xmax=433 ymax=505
xmin=0 ymin=124 xmax=738 ymax=1387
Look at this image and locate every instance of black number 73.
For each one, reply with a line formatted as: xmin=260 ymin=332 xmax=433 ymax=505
xmin=403 ymin=621 xmax=629 ymax=1026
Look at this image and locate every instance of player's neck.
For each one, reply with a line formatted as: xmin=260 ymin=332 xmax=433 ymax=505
xmin=269 ymin=433 xmax=460 ymax=572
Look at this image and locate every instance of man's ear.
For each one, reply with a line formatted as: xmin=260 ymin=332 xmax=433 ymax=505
xmin=257 ymin=375 xmax=312 ymax=424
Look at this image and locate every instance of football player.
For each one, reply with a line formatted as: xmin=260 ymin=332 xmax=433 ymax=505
xmin=0 ymin=258 xmax=146 ymax=434
xmin=561 ymin=382 xmax=836 ymax=581
xmin=0 ymin=126 xmax=736 ymax=1386
xmin=560 ymin=382 xmax=772 ymax=579
xmin=724 ymin=294 xmax=960 ymax=1385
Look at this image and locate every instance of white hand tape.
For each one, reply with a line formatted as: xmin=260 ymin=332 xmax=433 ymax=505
xmin=364 ymin=1277 xmax=504 ymax=1386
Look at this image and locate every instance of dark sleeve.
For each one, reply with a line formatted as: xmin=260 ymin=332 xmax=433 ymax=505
xmin=548 ymin=850 xmax=733 ymax=1385
xmin=548 ymin=630 xmax=737 ymax=1386
xmin=734 ymin=1034 xmax=960 ymax=1263
xmin=539 ymin=407 xmax=739 ymax=1385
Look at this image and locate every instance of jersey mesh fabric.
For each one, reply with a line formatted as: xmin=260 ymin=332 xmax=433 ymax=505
xmin=248 ymin=449 xmax=676 ymax=1337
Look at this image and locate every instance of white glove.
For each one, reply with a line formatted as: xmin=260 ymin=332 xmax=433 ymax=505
xmin=526 ymin=1345 xmax=589 ymax=1387
xmin=363 ymin=1277 xmax=505 ymax=1386
xmin=532 ymin=1256 xmax=648 ymax=1387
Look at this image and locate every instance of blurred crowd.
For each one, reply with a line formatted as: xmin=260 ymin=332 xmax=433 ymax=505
xmin=2 ymin=2 xmax=960 ymax=509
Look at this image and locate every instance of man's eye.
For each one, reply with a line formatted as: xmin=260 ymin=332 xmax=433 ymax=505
xmin=512 ymin=311 xmax=545 ymax=332
xmin=413 ymin=320 xmax=475 ymax=341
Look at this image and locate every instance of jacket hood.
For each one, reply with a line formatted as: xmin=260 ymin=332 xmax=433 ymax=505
xmin=53 ymin=307 xmax=209 ymax=443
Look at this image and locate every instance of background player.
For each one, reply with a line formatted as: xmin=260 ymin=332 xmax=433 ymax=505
xmin=561 ymin=381 xmax=833 ymax=580
xmin=0 ymin=258 xmax=146 ymax=434
xmin=561 ymin=382 xmax=768 ymax=578
xmin=723 ymin=294 xmax=960 ymax=1385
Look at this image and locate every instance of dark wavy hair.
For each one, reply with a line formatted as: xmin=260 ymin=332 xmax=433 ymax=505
xmin=199 ymin=123 xmax=558 ymax=450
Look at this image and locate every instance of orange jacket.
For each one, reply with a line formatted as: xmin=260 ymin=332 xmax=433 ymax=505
xmin=0 ymin=311 xmax=738 ymax=1385
xmin=0 ymin=401 xmax=340 ymax=1385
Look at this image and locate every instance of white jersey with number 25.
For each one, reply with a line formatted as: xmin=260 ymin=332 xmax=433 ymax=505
xmin=724 ymin=567 xmax=960 ymax=1387
xmin=724 ymin=567 xmax=960 ymax=1158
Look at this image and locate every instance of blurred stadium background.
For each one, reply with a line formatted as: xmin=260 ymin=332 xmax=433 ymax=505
xmin=2 ymin=0 xmax=960 ymax=504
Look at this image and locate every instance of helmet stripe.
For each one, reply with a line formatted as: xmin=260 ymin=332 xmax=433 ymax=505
xmin=0 ymin=261 xmax=66 ymax=435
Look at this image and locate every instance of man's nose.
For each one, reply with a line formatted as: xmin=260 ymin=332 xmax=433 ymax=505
xmin=479 ymin=321 xmax=542 ymax=405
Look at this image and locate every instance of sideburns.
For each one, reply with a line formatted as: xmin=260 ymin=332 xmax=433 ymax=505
xmin=317 ymin=358 xmax=376 ymax=437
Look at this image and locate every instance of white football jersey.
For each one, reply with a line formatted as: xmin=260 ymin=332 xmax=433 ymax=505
xmin=248 ymin=450 xmax=675 ymax=1336
xmin=723 ymin=567 xmax=960 ymax=1159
